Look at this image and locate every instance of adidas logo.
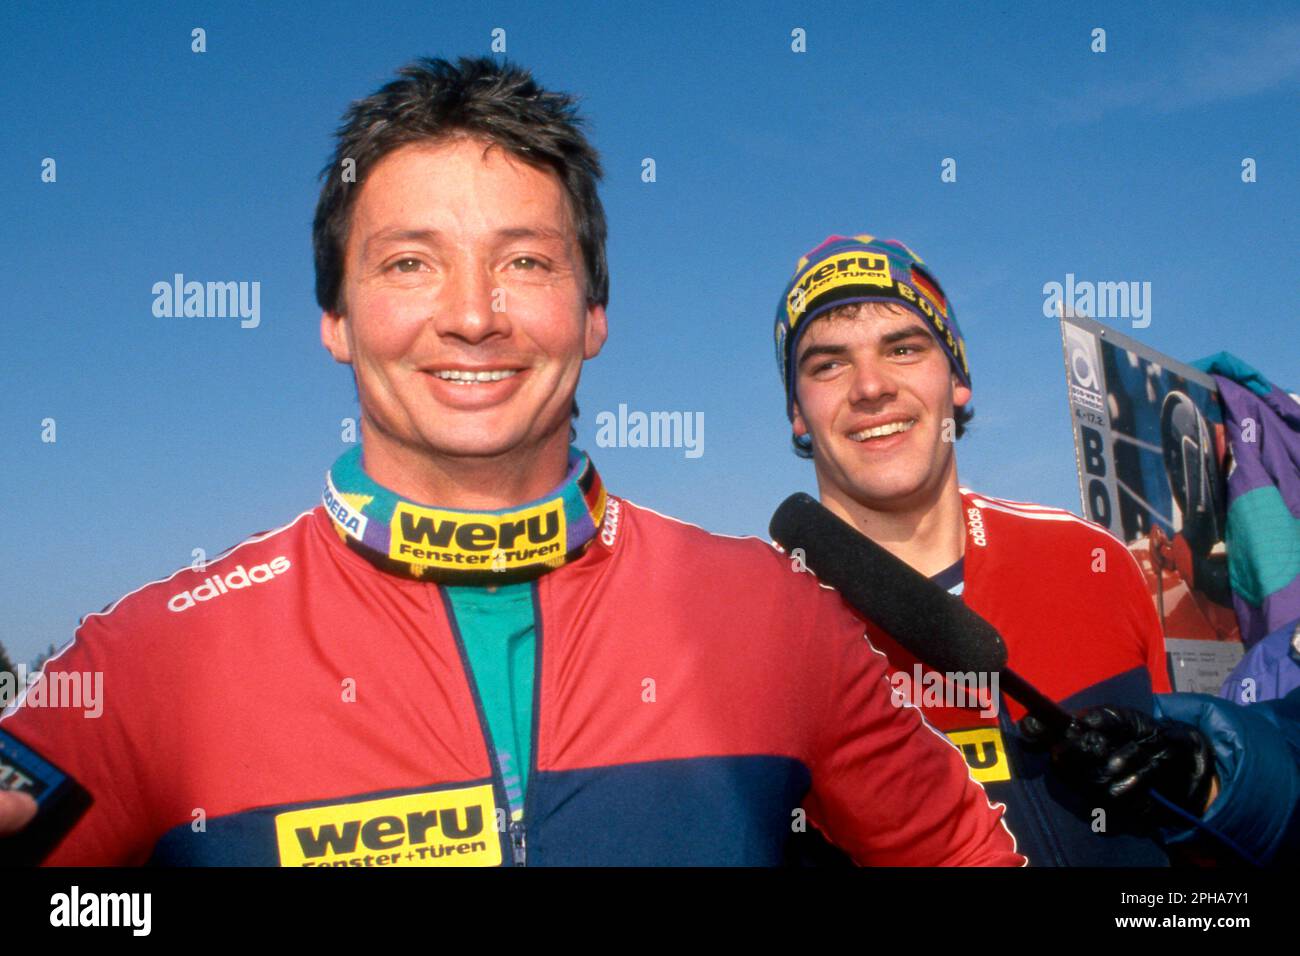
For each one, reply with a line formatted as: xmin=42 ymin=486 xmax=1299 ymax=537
xmin=966 ymin=508 xmax=988 ymax=547
xmin=167 ymin=557 xmax=292 ymax=612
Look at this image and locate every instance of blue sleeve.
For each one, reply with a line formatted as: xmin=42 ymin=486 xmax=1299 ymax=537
xmin=1154 ymin=690 xmax=1300 ymax=865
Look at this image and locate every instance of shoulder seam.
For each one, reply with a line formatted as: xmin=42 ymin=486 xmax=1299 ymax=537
xmin=965 ymin=490 xmax=1112 ymax=532
xmin=84 ymin=509 xmax=317 ymax=625
xmin=616 ymin=497 xmax=768 ymax=545
xmin=965 ymin=488 xmax=1148 ymax=582
xmin=961 ymin=486 xmax=1079 ymax=516
xmin=857 ymin=632 xmax=1025 ymax=865
xmin=3 ymin=510 xmax=315 ymax=723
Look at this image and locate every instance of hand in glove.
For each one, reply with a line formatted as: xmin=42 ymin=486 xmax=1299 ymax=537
xmin=1019 ymin=705 xmax=1217 ymax=828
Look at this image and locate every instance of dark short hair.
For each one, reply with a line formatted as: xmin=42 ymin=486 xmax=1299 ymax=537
xmin=312 ymin=56 xmax=608 ymax=316
xmin=790 ymin=300 xmax=973 ymax=458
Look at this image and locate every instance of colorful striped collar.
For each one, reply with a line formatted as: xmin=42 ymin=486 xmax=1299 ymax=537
xmin=322 ymin=445 xmax=607 ymax=584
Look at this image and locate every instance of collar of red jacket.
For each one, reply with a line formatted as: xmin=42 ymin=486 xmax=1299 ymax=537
xmin=320 ymin=444 xmax=608 ymax=584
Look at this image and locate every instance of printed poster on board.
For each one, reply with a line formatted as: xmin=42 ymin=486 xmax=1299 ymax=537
xmin=1060 ymin=315 xmax=1243 ymax=693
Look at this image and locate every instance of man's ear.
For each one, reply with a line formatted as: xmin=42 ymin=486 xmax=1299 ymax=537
xmin=953 ymin=374 xmax=972 ymax=410
xmin=583 ymin=303 xmax=608 ymax=360
xmin=791 ymin=399 xmax=810 ymax=441
xmin=321 ymin=310 xmax=351 ymax=364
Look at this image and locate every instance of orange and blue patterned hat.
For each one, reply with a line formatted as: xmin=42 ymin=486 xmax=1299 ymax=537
xmin=774 ymin=234 xmax=970 ymax=419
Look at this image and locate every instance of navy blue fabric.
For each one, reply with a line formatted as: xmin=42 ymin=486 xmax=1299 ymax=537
xmin=787 ymin=666 xmax=1172 ymax=867
xmin=148 ymin=778 xmax=507 ymax=867
xmin=528 ymin=755 xmax=810 ymax=866
xmin=988 ymin=666 xmax=1171 ymax=867
xmin=145 ymin=758 xmax=808 ymax=866
xmin=930 ymin=557 xmax=965 ymax=594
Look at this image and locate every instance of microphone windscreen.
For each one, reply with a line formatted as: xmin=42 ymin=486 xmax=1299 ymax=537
xmin=770 ymin=493 xmax=1008 ymax=674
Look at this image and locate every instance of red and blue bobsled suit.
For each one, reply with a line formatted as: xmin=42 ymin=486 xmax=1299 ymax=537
xmin=867 ymin=490 xmax=1300 ymax=866
xmin=0 ymin=483 xmax=1022 ymax=867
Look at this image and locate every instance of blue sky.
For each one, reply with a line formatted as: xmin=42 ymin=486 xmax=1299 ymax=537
xmin=2 ymin=1 xmax=1297 ymax=665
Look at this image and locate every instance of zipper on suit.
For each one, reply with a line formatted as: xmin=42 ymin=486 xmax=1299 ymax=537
xmin=437 ymin=585 xmax=530 ymax=867
xmin=509 ymin=819 xmax=527 ymax=865
xmin=515 ymin=582 xmax=547 ymax=867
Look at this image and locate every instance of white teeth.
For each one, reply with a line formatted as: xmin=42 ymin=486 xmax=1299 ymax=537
xmin=432 ymin=369 xmax=518 ymax=383
xmin=850 ymin=419 xmax=916 ymax=441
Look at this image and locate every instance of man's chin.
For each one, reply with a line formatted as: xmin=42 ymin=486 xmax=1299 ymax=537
xmin=853 ymin=488 xmax=926 ymax=513
xmin=412 ymin=415 xmax=569 ymax=462
xmin=416 ymin=433 xmax=526 ymax=460
xmin=839 ymin=468 xmax=934 ymax=513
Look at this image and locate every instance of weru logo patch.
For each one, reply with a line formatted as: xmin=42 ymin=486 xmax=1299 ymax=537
xmin=391 ymin=499 xmax=566 ymax=570
xmin=946 ymin=727 xmax=1011 ymax=783
xmin=785 ymin=253 xmax=892 ymax=324
xmin=275 ymin=785 xmax=501 ymax=867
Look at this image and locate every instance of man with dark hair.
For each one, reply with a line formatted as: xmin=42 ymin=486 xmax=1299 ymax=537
xmin=0 ymin=60 xmax=1023 ymax=867
xmin=774 ymin=232 xmax=1300 ymax=866
xmin=312 ymin=56 xmax=604 ymax=439
xmin=313 ymin=57 xmax=609 ymax=318
xmin=788 ymin=299 xmax=972 ymax=461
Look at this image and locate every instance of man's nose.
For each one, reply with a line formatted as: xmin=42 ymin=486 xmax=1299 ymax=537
xmin=433 ymin=258 xmax=510 ymax=343
xmin=848 ymin=355 xmax=897 ymax=405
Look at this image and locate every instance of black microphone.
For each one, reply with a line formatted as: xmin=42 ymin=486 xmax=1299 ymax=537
xmin=770 ymin=494 xmax=1268 ymax=862
xmin=769 ymin=492 xmax=1074 ymax=736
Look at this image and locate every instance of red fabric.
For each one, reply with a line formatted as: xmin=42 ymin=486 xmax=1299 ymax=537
xmin=869 ymin=489 xmax=1173 ymax=736
xmin=3 ymin=497 xmax=1023 ymax=866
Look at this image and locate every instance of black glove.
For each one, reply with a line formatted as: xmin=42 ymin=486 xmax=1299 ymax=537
xmin=1019 ymin=705 xmax=1216 ymax=829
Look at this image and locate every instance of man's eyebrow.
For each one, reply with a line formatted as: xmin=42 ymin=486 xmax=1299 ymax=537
xmin=362 ymin=225 xmax=570 ymax=258
xmin=881 ymin=324 xmax=933 ymax=345
xmin=798 ymin=325 xmax=933 ymax=367
xmin=363 ymin=228 xmax=442 ymax=259
xmin=798 ymin=343 xmax=849 ymax=368
xmin=495 ymin=226 xmax=569 ymax=243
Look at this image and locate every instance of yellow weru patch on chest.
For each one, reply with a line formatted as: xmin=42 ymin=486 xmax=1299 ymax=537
xmin=275 ymin=784 xmax=501 ymax=867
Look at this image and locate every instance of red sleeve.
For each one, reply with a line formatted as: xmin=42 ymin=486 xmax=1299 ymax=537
xmin=1117 ymin=542 xmax=1173 ymax=694
xmin=0 ymin=615 xmax=152 ymax=865
xmin=802 ymin=603 xmax=1025 ymax=866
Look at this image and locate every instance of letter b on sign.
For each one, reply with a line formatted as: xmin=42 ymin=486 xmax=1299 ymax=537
xmin=1080 ymin=425 xmax=1112 ymax=528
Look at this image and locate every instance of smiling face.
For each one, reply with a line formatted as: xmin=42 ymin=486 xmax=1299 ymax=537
xmin=321 ymin=136 xmax=607 ymax=487
xmin=792 ymin=301 xmax=972 ymax=515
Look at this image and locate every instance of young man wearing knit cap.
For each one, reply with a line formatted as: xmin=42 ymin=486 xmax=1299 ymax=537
xmin=774 ymin=234 xmax=1300 ymax=866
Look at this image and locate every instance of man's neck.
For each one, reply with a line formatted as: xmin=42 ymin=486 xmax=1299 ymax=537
xmin=358 ymin=426 xmax=572 ymax=511
xmin=820 ymin=469 xmax=966 ymax=579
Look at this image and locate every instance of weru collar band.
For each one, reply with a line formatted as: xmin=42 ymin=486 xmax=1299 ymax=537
xmin=323 ymin=444 xmax=607 ymax=584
